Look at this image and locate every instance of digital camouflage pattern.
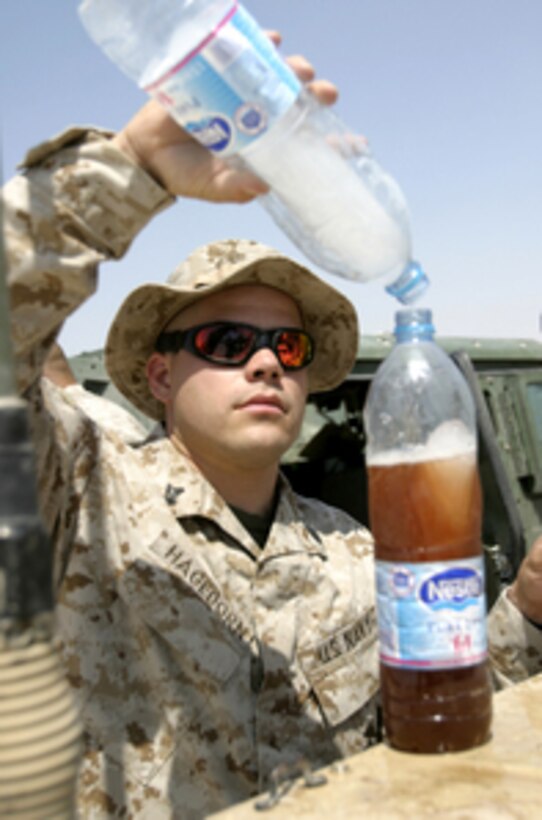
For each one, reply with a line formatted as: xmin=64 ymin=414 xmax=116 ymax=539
xmin=30 ymin=379 xmax=382 ymax=818
xmin=3 ymin=128 xmax=542 ymax=818
xmin=56 ymin=383 xmax=149 ymax=444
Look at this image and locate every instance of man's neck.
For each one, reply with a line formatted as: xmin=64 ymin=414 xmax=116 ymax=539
xmin=170 ymin=432 xmax=280 ymax=516
xmin=202 ymin=462 xmax=279 ymax=516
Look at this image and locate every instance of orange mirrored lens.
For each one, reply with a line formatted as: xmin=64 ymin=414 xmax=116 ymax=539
xmin=195 ymin=325 xmax=254 ymax=362
xmin=276 ymin=331 xmax=312 ymax=367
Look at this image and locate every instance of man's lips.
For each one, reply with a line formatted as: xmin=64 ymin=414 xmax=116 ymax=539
xmin=237 ymin=394 xmax=285 ymax=412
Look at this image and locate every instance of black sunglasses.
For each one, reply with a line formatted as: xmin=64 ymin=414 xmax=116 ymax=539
xmin=155 ymin=321 xmax=315 ymax=370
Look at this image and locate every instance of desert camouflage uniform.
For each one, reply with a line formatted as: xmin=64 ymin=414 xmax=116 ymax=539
xmin=57 ymin=384 xmax=150 ymax=443
xmin=3 ymin=129 xmax=542 ymax=818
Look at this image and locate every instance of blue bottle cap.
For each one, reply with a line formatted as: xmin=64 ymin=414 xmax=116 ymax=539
xmin=385 ymin=261 xmax=430 ymax=304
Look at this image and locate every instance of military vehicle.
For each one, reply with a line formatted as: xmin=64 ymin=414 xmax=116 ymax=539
xmin=69 ymin=333 xmax=542 ymax=608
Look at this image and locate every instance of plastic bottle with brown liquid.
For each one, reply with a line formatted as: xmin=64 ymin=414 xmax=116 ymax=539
xmin=363 ymin=308 xmax=492 ymax=753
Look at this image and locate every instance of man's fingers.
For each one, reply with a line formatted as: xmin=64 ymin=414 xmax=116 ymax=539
xmin=307 ymin=79 xmax=339 ymax=106
xmin=285 ymin=54 xmax=316 ymax=84
xmin=284 ymin=56 xmax=339 ymax=105
xmin=202 ymin=165 xmax=269 ymax=204
xmin=264 ymin=30 xmax=282 ymax=48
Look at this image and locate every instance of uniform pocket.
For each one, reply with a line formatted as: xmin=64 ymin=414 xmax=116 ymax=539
xmin=298 ymin=609 xmax=379 ymax=727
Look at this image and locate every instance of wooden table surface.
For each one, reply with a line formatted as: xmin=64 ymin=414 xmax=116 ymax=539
xmin=212 ymin=673 xmax=542 ymax=818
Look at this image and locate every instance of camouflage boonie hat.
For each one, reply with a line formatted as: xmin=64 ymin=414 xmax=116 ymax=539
xmin=106 ymin=239 xmax=359 ymax=421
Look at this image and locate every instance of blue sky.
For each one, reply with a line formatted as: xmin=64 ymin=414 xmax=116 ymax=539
xmin=2 ymin=0 xmax=541 ymax=354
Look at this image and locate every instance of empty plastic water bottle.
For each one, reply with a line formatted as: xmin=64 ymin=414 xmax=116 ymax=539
xmin=78 ymin=0 xmax=429 ymax=303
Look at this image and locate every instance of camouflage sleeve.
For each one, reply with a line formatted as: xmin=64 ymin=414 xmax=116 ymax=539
xmin=487 ymin=588 xmax=542 ymax=686
xmin=3 ymin=126 xmax=174 ymax=394
xmin=2 ymin=126 xmax=173 ymax=546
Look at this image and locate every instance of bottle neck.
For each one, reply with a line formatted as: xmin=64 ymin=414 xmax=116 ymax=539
xmin=393 ymin=308 xmax=435 ymax=343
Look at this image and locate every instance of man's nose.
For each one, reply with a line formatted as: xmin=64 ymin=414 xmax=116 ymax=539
xmin=245 ymin=345 xmax=283 ymax=379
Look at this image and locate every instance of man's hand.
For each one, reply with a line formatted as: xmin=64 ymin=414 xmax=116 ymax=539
xmin=507 ymin=536 xmax=542 ymax=625
xmin=112 ymin=33 xmax=338 ymax=204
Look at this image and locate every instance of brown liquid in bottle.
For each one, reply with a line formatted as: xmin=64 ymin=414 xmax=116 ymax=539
xmin=368 ymin=451 xmax=492 ymax=752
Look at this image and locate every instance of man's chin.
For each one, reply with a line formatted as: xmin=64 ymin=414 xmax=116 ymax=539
xmin=234 ymin=431 xmax=294 ymax=468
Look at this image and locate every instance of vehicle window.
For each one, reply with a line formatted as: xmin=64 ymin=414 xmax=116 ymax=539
xmin=526 ymin=383 xmax=542 ymax=447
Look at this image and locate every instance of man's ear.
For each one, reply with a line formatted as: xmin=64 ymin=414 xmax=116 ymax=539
xmin=146 ymin=353 xmax=172 ymax=402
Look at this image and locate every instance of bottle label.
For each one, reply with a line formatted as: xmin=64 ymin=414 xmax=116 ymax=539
xmin=144 ymin=4 xmax=301 ymax=156
xmin=376 ymin=556 xmax=488 ymax=669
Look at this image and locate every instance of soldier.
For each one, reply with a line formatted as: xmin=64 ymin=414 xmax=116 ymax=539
xmin=3 ymin=56 xmax=542 ymax=820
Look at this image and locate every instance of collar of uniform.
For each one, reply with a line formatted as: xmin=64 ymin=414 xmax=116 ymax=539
xmin=265 ymin=475 xmax=329 ymax=562
xmin=146 ymin=436 xmax=270 ymax=560
xmin=143 ymin=438 xmax=328 ymax=562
